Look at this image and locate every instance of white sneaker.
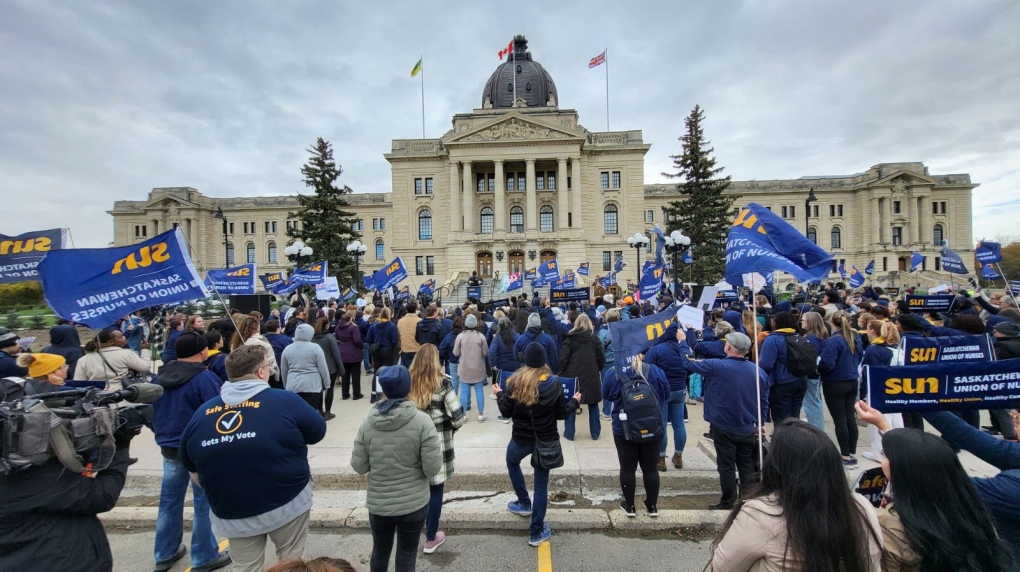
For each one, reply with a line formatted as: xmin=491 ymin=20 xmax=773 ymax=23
xmin=861 ymin=451 xmax=881 ymax=462
xmin=490 ymin=393 xmax=497 ymax=399
xmin=478 ymin=414 xmax=486 ymax=422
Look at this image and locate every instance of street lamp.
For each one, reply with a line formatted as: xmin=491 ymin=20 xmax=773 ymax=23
xmin=213 ymin=206 xmax=229 ymax=267
xmin=805 ymin=187 xmax=818 ymax=240
xmin=284 ymin=241 xmax=314 ymax=303
xmin=346 ymin=240 xmax=368 ymax=287
xmin=626 ymin=232 xmax=650 ymax=285
xmin=663 ymin=230 xmax=691 ymax=299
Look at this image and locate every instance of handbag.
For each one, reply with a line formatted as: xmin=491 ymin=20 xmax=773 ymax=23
xmin=99 ymin=351 xmax=153 ymax=388
xmin=529 ymin=409 xmax=564 ymax=471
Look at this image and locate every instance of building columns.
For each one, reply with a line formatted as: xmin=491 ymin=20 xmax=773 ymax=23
xmin=525 ymin=159 xmax=537 ymax=230
xmin=449 ymin=162 xmax=461 ymax=231
xmin=870 ymin=195 xmax=881 ymax=244
xmin=495 ymin=160 xmax=506 ymax=232
xmin=463 ymin=161 xmax=474 ymax=233
xmin=570 ymin=158 xmax=582 ymax=228
xmin=557 ymin=158 xmax=569 ymax=230
xmin=918 ymin=196 xmax=929 ymax=246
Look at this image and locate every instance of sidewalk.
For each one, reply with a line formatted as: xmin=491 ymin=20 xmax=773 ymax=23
xmin=107 ymin=391 xmax=1001 ymax=533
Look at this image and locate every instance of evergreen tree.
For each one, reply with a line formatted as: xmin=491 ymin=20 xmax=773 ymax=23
xmin=288 ymin=138 xmax=361 ymax=286
xmin=662 ymin=105 xmax=733 ymax=284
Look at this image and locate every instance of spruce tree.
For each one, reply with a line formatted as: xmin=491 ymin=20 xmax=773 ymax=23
xmin=288 ymin=138 xmax=361 ymax=286
xmin=662 ymin=105 xmax=733 ymax=284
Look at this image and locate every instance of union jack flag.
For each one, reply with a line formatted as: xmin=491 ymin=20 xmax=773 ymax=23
xmin=588 ymin=50 xmax=606 ymax=68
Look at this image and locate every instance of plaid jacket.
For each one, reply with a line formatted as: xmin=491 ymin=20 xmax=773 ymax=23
xmin=425 ymin=379 xmax=466 ymax=485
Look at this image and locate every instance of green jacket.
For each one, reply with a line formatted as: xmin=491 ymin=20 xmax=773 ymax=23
xmin=351 ymin=400 xmax=442 ymax=516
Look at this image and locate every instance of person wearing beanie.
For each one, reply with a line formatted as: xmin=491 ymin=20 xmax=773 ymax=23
xmin=352 ymin=365 xmax=441 ymax=571
xmin=16 ymin=353 xmax=69 ymax=395
xmin=151 ymin=330 xmax=230 ymax=572
xmin=513 ymin=312 xmax=560 ymax=373
xmin=0 ymin=327 xmax=28 ymax=378
xmin=494 ymin=343 xmax=580 ymax=546
xmin=453 ymin=314 xmax=489 ymax=421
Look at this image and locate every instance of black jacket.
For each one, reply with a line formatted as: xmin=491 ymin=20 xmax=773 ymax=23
xmin=0 ymin=448 xmax=130 ymax=572
xmin=995 ymin=337 xmax=1020 ymax=360
xmin=43 ymin=325 xmax=84 ymax=379
xmin=559 ymin=330 xmax=605 ymax=405
xmin=415 ymin=317 xmax=445 ymax=348
xmin=497 ymin=375 xmax=577 ymax=444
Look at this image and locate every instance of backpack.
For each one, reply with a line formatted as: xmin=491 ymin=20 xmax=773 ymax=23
xmin=783 ymin=334 xmax=819 ymax=378
xmin=619 ymin=364 xmax=665 ymax=442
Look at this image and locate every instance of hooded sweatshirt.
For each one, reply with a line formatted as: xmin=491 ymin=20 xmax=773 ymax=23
xmin=152 ymin=360 xmax=222 ymax=452
xmin=513 ymin=326 xmax=560 ymax=372
xmin=42 ymin=325 xmax=84 ymax=379
xmin=281 ymin=324 xmax=330 ymax=394
xmin=351 ymin=400 xmax=442 ymax=516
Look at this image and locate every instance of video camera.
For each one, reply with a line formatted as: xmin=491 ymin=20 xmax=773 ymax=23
xmin=0 ymin=383 xmax=163 ymax=475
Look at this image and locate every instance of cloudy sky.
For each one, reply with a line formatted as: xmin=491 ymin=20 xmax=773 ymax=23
xmin=2 ymin=0 xmax=1018 ymax=248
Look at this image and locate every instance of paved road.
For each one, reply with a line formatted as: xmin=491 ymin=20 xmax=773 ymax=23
xmin=108 ymin=530 xmax=715 ymax=572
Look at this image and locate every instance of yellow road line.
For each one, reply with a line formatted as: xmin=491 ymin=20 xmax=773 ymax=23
xmin=182 ymin=538 xmax=230 ymax=572
xmin=538 ymin=540 xmax=553 ymax=572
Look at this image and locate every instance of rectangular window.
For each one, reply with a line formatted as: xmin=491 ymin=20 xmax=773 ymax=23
xmin=940 ymin=201 xmax=947 ymax=214
xmin=477 ymin=173 xmax=485 ymax=193
xmin=425 ymin=177 xmax=433 ymax=194
xmin=612 ymin=171 xmax=621 ymax=188
xmin=375 ymin=241 xmax=384 ymax=260
xmin=380 ymin=218 xmax=386 ymax=230
xmin=614 ymin=251 xmax=623 ymax=266
xmin=568 ymin=212 xmax=572 ymax=227
xmin=892 ymin=226 xmax=902 ymax=246
xmin=536 ymin=173 xmax=545 ymax=191
xmin=935 ymin=257 xmax=941 ymax=271
xmin=243 ymin=222 xmax=248 ymax=234
xmin=518 ymin=174 xmax=526 ymax=191
xmin=426 ymin=256 xmax=435 ymax=275
xmin=830 ymin=205 xmax=835 ymax=217
xmin=415 ymin=256 xmax=424 ymax=275
xmin=646 ymin=210 xmax=654 ymax=223
xmin=372 ymin=218 xmax=378 ymax=230
xmin=922 ymin=256 xmax=928 ymax=271
xmin=414 ymin=178 xmax=423 ymax=195
xmin=602 ymin=251 xmax=612 ymax=272
xmin=487 ymin=174 xmax=495 ymax=192
xmin=600 ymin=172 xmax=609 ymax=189
xmin=228 ymin=222 xmax=234 ymax=235
xmin=765 ymin=206 xmax=772 ymax=211
xmin=789 ymin=205 xmax=795 ymax=219
xmin=133 ymin=225 xmax=147 ymax=238
xmin=882 ymin=257 xmax=888 ymax=272
xmin=264 ymin=221 xmax=271 ymax=234
xmin=893 ymin=200 xmax=901 ymax=214
xmin=932 ymin=201 xmax=938 ymax=215
xmin=781 ymin=206 xmax=788 ymax=219
xmin=566 ymin=176 xmax=572 ymax=189
xmin=837 ymin=205 xmax=844 ymax=217
xmin=547 ymin=172 xmax=556 ymax=190
xmin=812 ymin=205 xmax=818 ymax=217
xmin=357 ymin=219 xmax=364 ymax=231
xmin=506 ymin=174 xmax=515 ymax=191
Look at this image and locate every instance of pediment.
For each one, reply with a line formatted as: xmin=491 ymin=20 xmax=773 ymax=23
xmin=141 ymin=197 xmax=202 ymax=216
xmin=445 ymin=113 xmax=582 ymax=145
xmin=873 ymin=170 xmax=937 ymax=189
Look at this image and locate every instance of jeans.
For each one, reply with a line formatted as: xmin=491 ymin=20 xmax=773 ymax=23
xmin=506 ymin=438 xmax=549 ymax=537
xmin=769 ymin=379 xmax=807 ymax=425
xmin=368 ymin=505 xmax=427 ymax=572
xmin=449 ymin=362 xmax=460 ymax=397
xmin=711 ymin=426 xmax=758 ymax=506
xmin=400 ymin=352 xmax=416 ymax=368
xmin=601 ymin=366 xmax=614 ymax=416
xmin=362 ymin=345 xmax=371 ymax=371
xmin=823 ymin=380 xmax=859 ymax=456
xmin=460 ymin=381 xmax=484 ymax=415
xmin=564 ymin=407 xmax=601 ymax=441
xmin=425 ymin=484 xmax=445 ymax=541
xmin=802 ymin=378 xmax=825 ymax=431
xmin=614 ymin=434 xmax=661 ymax=507
xmin=659 ymin=389 xmax=687 ymax=456
xmin=154 ymin=456 xmax=219 ymax=566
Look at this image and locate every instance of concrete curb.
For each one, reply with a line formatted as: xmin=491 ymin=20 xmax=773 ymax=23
xmin=101 ymin=506 xmax=724 ymax=533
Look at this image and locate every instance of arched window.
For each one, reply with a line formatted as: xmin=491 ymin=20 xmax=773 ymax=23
xmin=418 ymin=209 xmax=432 ymax=240
xmin=480 ymin=207 xmax=494 ymax=234
xmin=830 ymin=226 xmax=842 ymax=249
xmin=807 ymin=226 xmax=817 ymax=245
xmin=267 ymin=242 xmax=277 ymax=264
xmin=604 ymin=204 xmax=619 ymax=235
xmin=933 ymin=224 xmax=944 ymax=246
xmin=226 ymin=243 xmax=235 ymax=266
xmin=245 ymin=242 xmax=256 ymax=264
xmin=540 ymin=205 xmax=554 ymax=232
xmin=510 ymin=206 xmax=524 ymax=233
xmin=375 ymin=239 xmax=384 ymax=260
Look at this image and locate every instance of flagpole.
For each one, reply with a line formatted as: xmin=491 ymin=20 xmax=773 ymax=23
xmin=512 ymin=46 xmax=517 ymax=105
xmin=750 ymin=286 xmax=764 ymax=464
xmin=995 ymin=263 xmax=1020 ymax=312
xmin=604 ymin=47 xmax=610 ymax=131
xmin=420 ymin=55 xmax=425 ymax=139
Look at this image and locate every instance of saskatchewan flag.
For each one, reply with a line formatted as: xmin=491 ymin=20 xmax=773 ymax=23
xmin=410 ymin=58 xmax=422 ymax=77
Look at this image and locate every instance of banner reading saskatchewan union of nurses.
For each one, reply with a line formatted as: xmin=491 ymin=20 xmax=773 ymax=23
xmin=205 ymin=263 xmax=257 ymax=295
xmin=866 ymin=360 xmax=1020 ymax=413
xmin=37 ymin=228 xmax=208 ymax=328
xmin=0 ymin=228 xmax=68 ymax=284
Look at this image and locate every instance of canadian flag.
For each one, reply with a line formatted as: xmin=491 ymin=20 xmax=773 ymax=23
xmin=498 ymin=40 xmax=513 ymax=60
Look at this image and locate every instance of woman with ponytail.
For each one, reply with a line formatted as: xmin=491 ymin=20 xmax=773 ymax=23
xmin=818 ymin=311 xmax=863 ymax=465
xmin=859 ymin=321 xmax=904 ymax=462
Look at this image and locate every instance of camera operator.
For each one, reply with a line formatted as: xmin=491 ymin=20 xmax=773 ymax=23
xmin=0 ymin=402 xmax=142 ymax=572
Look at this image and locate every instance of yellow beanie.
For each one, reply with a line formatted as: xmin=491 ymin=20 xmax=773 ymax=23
xmin=18 ymin=353 xmax=66 ymax=379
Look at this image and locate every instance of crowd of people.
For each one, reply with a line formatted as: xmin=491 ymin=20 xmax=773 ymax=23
xmin=1 ymin=277 xmax=1019 ymax=571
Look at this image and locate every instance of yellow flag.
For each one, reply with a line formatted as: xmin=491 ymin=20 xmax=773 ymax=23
xmin=410 ymin=58 xmax=422 ymax=77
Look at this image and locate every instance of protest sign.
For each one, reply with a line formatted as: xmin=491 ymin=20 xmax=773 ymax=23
xmin=467 ymin=286 xmax=482 ymax=300
xmin=315 ymin=276 xmax=341 ymax=300
xmin=487 ymin=298 xmax=510 ymax=310
xmin=852 ymin=467 xmax=888 ymax=508
xmin=0 ymin=228 xmax=68 ymax=284
xmin=695 ymin=286 xmax=719 ymax=312
xmin=205 ymin=263 xmax=257 ymax=295
xmin=676 ymin=305 xmax=704 ymax=331
xmin=609 ymin=307 xmax=676 ymax=376
xmin=715 ymin=289 xmax=739 ymax=307
xmin=38 ymin=228 xmax=207 ymax=328
xmin=292 ymin=260 xmax=328 ymax=285
xmin=550 ymin=287 xmax=590 ymax=303
xmin=901 ymin=334 xmax=993 ymax=365
xmin=905 ymin=294 xmax=955 ymax=312
xmin=866 ymin=359 xmax=1020 ymax=413
xmin=885 ymin=287 xmax=901 ymax=299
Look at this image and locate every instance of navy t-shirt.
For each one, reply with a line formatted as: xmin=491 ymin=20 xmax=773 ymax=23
xmin=179 ymin=388 xmax=326 ymax=519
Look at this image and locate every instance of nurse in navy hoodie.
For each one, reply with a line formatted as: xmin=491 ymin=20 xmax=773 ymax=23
xmin=817 ymin=311 xmax=863 ymax=466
